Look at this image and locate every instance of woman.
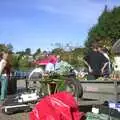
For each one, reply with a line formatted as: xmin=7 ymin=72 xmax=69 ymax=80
xmin=0 ymin=52 xmax=9 ymax=101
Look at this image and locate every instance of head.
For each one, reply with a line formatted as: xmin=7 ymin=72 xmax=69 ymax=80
xmin=97 ymin=45 xmax=103 ymax=52
xmin=1 ymin=52 xmax=8 ymax=60
xmin=43 ymin=51 xmax=48 ymax=57
xmin=56 ymin=55 xmax=61 ymax=62
xmin=102 ymin=48 xmax=109 ymax=53
xmin=91 ymin=43 xmax=99 ymax=51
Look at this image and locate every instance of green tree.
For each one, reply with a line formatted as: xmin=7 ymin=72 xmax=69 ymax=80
xmin=7 ymin=43 xmax=13 ymax=53
xmin=85 ymin=6 xmax=120 ymax=50
xmin=33 ymin=48 xmax=41 ymax=58
xmin=52 ymin=48 xmax=64 ymax=55
xmin=18 ymin=56 xmax=30 ymax=70
xmin=0 ymin=44 xmax=8 ymax=52
xmin=36 ymin=48 xmax=41 ymax=54
xmin=71 ymin=48 xmax=85 ymax=67
xmin=25 ymin=48 xmax=31 ymax=55
xmin=11 ymin=55 xmax=19 ymax=69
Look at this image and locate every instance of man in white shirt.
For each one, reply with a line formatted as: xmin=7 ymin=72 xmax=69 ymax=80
xmin=45 ymin=61 xmax=54 ymax=73
xmin=28 ymin=67 xmax=44 ymax=80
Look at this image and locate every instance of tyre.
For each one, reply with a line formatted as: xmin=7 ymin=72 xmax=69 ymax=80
xmin=65 ymin=78 xmax=83 ymax=99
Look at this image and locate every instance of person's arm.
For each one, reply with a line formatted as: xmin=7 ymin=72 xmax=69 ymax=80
xmin=100 ymin=53 xmax=109 ymax=74
xmin=84 ymin=55 xmax=93 ymax=73
xmin=101 ymin=62 xmax=109 ymax=74
xmin=28 ymin=69 xmax=36 ymax=80
xmin=0 ymin=60 xmax=7 ymax=75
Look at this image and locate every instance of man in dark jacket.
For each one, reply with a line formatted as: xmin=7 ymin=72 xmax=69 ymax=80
xmin=84 ymin=44 xmax=109 ymax=80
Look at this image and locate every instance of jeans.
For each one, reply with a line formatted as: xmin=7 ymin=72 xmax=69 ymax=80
xmin=0 ymin=75 xmax=8 ymax=101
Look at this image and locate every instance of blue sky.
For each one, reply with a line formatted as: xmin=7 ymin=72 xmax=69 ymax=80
xmin=0 ymin=0 xmax=120 ymax=52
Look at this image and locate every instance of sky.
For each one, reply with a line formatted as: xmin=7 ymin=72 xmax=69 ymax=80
xmin=0 ymin=0 xmax=120 ymax=52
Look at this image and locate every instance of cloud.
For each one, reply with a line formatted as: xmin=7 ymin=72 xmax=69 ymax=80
xmin=35 ymin=0 xmax=105 ymax=24
xmin=1 ymin=0 xmax=119 ymax=25
xmin=36 ymin=0 xmax=120 ymax=25
xmin=1 ymin=0 xmax=120 ymax=51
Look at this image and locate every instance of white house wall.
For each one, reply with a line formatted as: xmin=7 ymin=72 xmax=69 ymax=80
xmin=113 ymin=56 xmax=120 ymax=71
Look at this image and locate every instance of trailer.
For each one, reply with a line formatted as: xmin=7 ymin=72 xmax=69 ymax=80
xmin=80 ymin=80 xmax=120 ymax=103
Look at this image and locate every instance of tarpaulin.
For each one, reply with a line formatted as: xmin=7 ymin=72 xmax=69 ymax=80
xmin=33 ymin=55 xmax=57 ymax=65
xmin=29 ymin=91 xmax=85 ymax=120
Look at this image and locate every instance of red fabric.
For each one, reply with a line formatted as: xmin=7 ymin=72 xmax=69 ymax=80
xmin=35 ymin=59 xmax=49 ymax=65
xmin=33 ymin=55 xmax=57 ymax=65
xmin=48 ymin=55 xmax=57 ymax=64
xmin=29 ymin=91 xmax=85 ymax=120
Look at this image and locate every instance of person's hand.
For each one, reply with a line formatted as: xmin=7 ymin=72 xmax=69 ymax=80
xmin=88 ymin=66 xmax=93 ymax=73
xmin=101 ymin=68 xmax=104 ymax=74
xmin=44 ymin=73 xmax=49 ymax=76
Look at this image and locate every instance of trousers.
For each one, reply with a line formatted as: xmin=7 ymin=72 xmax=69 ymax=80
xmin=0 ymin=75 xmax=8 ymax=101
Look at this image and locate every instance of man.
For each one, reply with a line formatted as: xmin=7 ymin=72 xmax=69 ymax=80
xmin=45 ymin=61 xmax=54 ymax=73
xmin=55 ymin=55 xmax=73 ymax=75
xmin=84 ymin=43 xmax=109 ymax=80
xmin=28 ymin=65 xmax=44 ymax=80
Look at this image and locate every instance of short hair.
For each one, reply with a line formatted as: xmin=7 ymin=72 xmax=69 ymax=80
xmin=91 ymin=43 xmax=99 ymax=49
xmin=102 ymin=48 xmax=109 ymax=53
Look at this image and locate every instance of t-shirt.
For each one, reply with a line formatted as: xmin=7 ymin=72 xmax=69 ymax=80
xmin=84 ymin=51 xmax=108 ymax=75
xmin=0 ymin=59 xmax=7 ymax=75
xmin=55 ymin=61 xmax=72 ymax=75
xmin=45 ymin=63 xmax=55 ymax=72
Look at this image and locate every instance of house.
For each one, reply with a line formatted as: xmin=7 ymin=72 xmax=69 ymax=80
xmin=112 ymin=39 xmax=120 ymax=71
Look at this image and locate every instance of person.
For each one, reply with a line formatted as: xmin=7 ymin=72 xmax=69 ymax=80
xmin=54 ymin=55 xmax=61 ymax=73
xmin=55 ymin=55 xmax=73 ymax=75
xmin=0 ymin=52 xmax=9 ymax=101
xmin=28 ymin=65 xmax=44 ymax=80
xmin=45 ymin=60 xmax=55 ymax=73
xmin=44 ymin=53 xmax=57 ymax=73
xmin=84 ymin=43 xmax=109 ymax=80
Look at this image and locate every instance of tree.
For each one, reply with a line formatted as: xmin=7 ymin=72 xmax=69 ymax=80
xmin=36 ymin=48 xmax=41 ymax=54
xmin=52 ymin=48 xmax=64 ymax=55
xmin=71 ymin=48 xmax=85 ymax=67
xmin=33 ymin=48 xmax=41 ymax=59
xmin=25 ymin=48 xmax=31 ymax=55
xmin=18 ymin=56 xmax=30 ymax=70
xmin=85 ymin=6 xmax=120 ymax=50
xmin=7 ymin=43 xmax=13 ymax=53
xmin=11 ymin=55 xmax=20 ymax=69
xmin=0 ymin=44 xmax=8 ymax=52
xmin=16 ymin=51 xmax=25 ymax=55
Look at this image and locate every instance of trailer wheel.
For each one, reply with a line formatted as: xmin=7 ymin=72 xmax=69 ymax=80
xmin=65 ymin=78 xmax=83 ymax=99
xmin=77 ymin=81 xmax=83 ymax=98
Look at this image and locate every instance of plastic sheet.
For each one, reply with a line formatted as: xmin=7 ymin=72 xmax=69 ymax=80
xmin=29 ymin=91 xmax=85 ymax=120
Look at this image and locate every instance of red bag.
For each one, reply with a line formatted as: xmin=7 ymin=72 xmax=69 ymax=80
xmin=29 ymin=91 xmax=85 ymax=120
